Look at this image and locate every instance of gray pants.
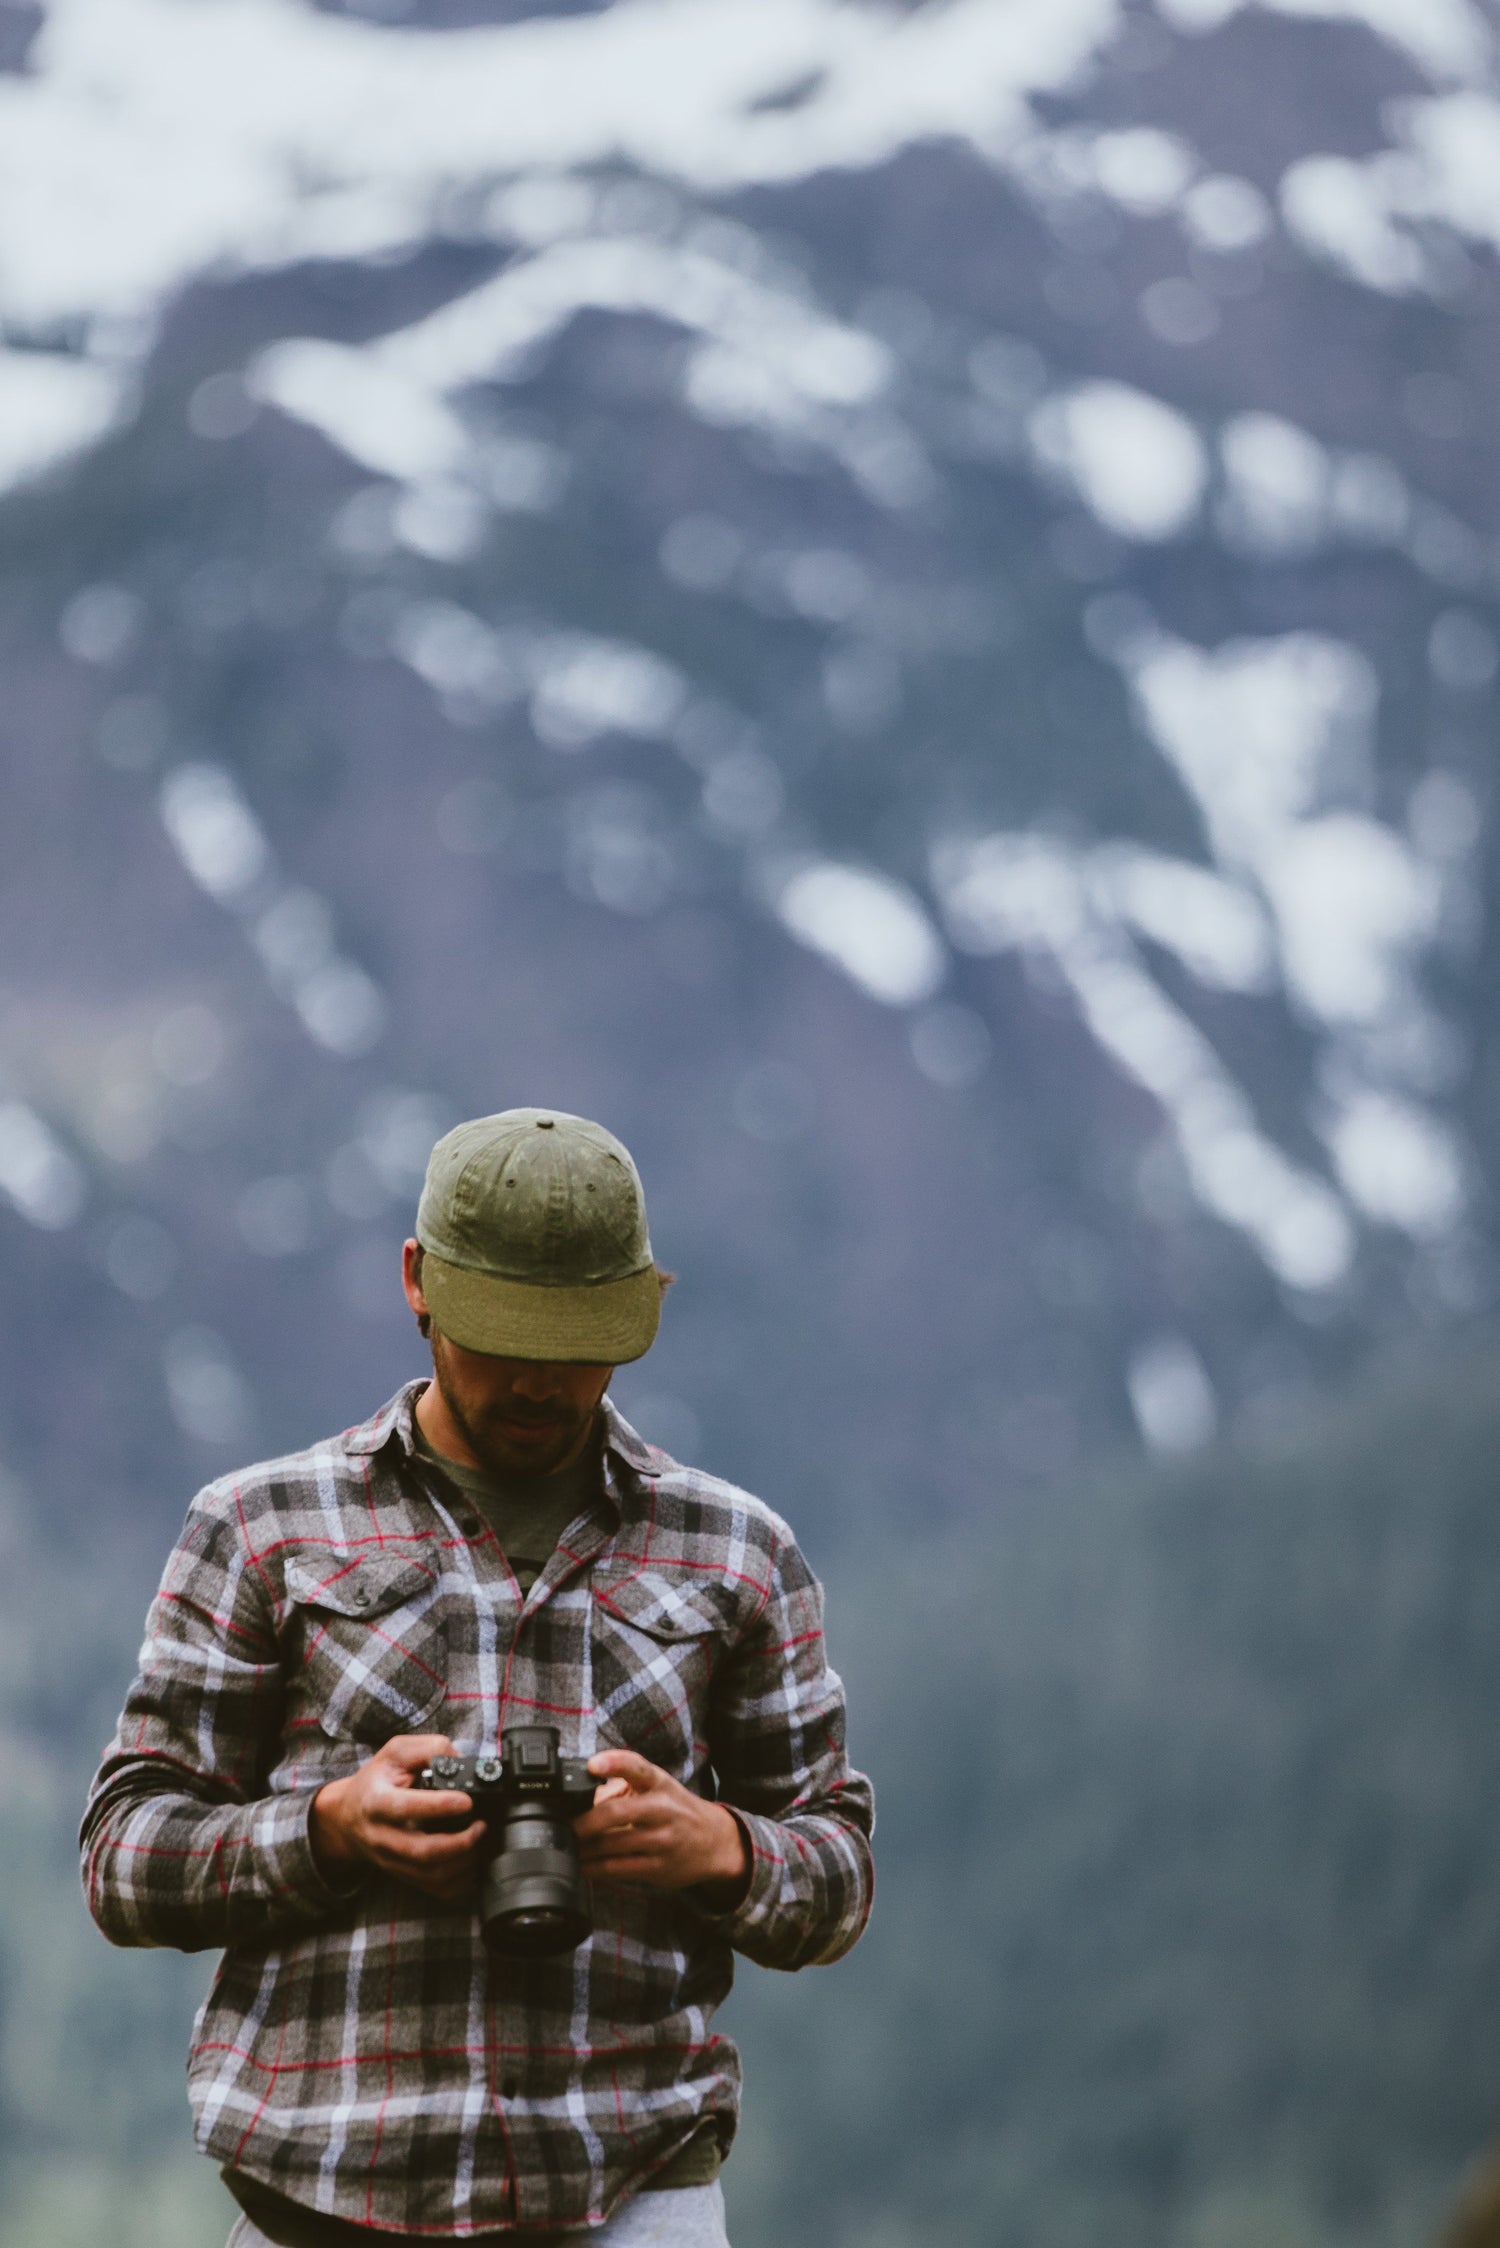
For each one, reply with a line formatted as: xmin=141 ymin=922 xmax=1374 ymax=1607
xmin=227 ymin=2182 xmax=731 ymax=2247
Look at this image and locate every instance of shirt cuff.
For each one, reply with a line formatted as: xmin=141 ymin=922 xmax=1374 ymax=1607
xmin=686 ymin=1807 xmax=783 ymax=1942
xmin=255 ymin=1789 xmax=366 ymax=1917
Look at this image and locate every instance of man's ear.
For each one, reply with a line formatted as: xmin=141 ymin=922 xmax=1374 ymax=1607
xmin=402 ymin=1238 xmax=433 ymax=1338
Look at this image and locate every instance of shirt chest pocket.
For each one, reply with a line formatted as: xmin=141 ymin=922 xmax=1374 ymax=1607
xmin=590 ymin=1573 xmax=729 ymax=1775
xmin=285 ymin=1554 xmax=449 ymax=1747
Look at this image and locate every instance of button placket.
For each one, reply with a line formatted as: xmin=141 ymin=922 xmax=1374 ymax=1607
xmin=523 ymin=1504 xmax=616 ymax=1617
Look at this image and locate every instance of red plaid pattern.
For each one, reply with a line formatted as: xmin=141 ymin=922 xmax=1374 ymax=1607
xmin=80 ymin=1384 xmax=874 ymax=2236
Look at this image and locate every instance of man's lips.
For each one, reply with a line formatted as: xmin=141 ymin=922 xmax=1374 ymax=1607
xmin=495 ymin=1414 xmax=564 ymax=1444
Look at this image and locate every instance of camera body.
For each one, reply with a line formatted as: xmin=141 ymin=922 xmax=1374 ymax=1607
xmin=416 ymin=1726 xmax=598 ymax=1958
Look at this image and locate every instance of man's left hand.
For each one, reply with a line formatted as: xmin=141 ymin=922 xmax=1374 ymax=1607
xmin=576 ymin=1749 xmax=750 ymax=1904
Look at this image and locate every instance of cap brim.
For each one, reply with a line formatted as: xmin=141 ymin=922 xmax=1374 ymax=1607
xmin=421 ymin=1252 xmax=661 ymax=1363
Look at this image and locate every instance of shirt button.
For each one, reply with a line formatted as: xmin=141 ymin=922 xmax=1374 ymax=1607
xmin=501 ymin=2076 xmax=519 ymax=2101
xmin=350 ymin=1585 xmax=370 ymax=1608
xmin=457 ymin=1513 xmax=480 ymax=1538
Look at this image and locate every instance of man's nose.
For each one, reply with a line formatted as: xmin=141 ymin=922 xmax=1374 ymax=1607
xmin=509 ymin=1361 xmax=564 ymax=1403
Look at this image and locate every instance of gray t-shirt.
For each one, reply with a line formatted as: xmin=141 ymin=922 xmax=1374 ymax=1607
xmin=413 ymin=1418 xmax=602 ymax=1591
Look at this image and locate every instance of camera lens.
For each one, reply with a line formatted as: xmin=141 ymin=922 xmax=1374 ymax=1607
xmin=481 ymin=1802 xmax=591 ymax=1959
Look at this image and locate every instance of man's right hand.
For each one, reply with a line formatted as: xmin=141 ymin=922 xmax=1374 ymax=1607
xmin=311 ymin=1735 xmax=485 ymax=1901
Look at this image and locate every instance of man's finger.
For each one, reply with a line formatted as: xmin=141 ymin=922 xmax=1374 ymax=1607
xmin=577 ymin=1829 xmax=658 ymax=1863
xmin=572 ymin=1796 xmax=659 ymax=1842
xmin=373 ymin=1820 xmax=486 ymax=1868
xmin=373 ymin=1785 xmax=474 ymax=1827
xmin=377 ymin=1735 xmax=458 ymax=1775
xmin=586 ymin=1749 xmax=661 ymax=1791
xmin=396 ymin=1822 xmax=487 ymax=1865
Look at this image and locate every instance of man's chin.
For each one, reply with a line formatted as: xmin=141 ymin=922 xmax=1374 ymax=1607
xmin=480 ymin=1422 xmax=576 ymax=1475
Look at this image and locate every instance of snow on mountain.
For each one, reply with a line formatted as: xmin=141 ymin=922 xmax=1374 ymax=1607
xmin=1 ymin=0 xmax=1496 ymax=1481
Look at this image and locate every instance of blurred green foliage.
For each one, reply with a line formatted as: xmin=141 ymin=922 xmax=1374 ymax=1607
xmin=11 ymin=1340 xmax=1500 ymax=2246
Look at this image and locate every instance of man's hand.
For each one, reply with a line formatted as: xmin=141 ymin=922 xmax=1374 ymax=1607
xmin=575 ymin=1749 xmax=751 ymax=1905
xmin=311 ymin=1735 xmax=485 ymax=1901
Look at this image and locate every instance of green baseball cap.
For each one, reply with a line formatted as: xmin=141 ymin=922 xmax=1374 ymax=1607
xmin=414 ymin=1108 xmax=660 ymax=1363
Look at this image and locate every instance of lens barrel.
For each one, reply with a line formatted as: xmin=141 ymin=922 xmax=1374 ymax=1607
xmin=480 ymin=1802 xmax=592 ymax=1958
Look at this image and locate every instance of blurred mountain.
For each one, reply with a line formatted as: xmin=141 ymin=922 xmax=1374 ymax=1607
xmin=3 ymin=0 xmax=1500 ymax=1543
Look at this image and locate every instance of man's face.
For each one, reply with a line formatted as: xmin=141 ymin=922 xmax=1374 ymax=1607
xmin=403 ymin=1237 xmax=613 ymax=1478
xmin=428 ymin=1325 xmax=613 ymax=1480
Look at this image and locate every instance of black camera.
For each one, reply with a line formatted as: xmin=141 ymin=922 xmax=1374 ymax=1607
xmin=416 ymin=1726 xmax=598 ymax=1959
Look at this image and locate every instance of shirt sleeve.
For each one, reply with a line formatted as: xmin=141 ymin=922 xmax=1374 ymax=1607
xmin=79 ymin=1482 xmax=361 ymax=1951
xmin=695 ymin=1527 xmax=874 ymax=1970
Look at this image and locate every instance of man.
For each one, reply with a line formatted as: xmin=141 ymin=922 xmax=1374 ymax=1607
xmin=81 ymin=1108 xmax=874 ymax=2246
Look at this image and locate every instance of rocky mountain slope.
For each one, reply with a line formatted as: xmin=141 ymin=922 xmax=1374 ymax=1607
xmin=4 ymin=0 xmax=1499 ymax=1548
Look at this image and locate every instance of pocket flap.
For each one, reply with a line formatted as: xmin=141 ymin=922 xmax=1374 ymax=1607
xmin=285 ymin=1553 xmax=436 ymax=1619
xmin=593 ymin=1571 xmax=729 ymax=1642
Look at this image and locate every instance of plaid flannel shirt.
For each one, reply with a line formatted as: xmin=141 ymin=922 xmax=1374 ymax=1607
xmin=80 ymin=1383 xmax=874 ymax=2236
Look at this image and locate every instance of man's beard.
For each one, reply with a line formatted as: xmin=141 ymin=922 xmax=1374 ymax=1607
xmin=430 ymin=1345 xmax=594 ymax=1480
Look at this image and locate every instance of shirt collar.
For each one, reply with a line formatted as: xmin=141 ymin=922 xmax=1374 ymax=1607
xmin=343 ymin=1380 xmax=662 ymax=1486
xmin=342 ymin=1380 xmax=426 ymax=1458
xmin=599 ymin=1394 xmax=661 ymax=1481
